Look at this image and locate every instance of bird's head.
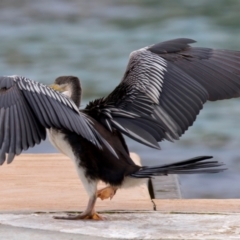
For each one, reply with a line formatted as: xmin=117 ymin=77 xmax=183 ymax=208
xmin=49 ymin=76 xmax=82 ymax=107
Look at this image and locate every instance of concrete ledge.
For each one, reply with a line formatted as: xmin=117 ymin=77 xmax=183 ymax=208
xmin=1 ymin=212 xmax=240 ymax=239
xmin=0 ymin=224 xmax=107 ymax=240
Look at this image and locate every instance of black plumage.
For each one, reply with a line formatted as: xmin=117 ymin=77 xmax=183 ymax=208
xmin=1 ymin=38 xmax=240 ymax=220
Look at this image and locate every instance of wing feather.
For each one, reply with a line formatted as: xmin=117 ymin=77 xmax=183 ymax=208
xmin=0 ymin=108 xmax=10 ymax=164
xmin=8 ymin=106 xmax=16 ymax=163
xmin=0 ymin=108 xmax=5 ymax=149
xmin=13 ymin=105 xmax=22 ymax=155
xmin=16 ymin=101 xmax=28 ymax=150
xmin=110 ymin=118 xmax=160 ymax=149
xmin=0 ymin=76 xmax=116 ymax=164
xmin=85 ymin=38 xmax=240 ymax=149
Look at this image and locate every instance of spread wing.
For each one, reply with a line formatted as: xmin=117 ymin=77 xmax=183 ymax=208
xmin=0 ymin=75 xmax=116 ymax=164
xmin=85 ymin=38 xmax=240 ymax=149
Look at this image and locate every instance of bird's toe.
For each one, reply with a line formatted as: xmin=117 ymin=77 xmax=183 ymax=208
xmin=53 ymin=212 xmax=104 ymax=221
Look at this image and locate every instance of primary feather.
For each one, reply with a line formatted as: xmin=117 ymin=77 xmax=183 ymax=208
xmin=85 ymin=38 xmax=240 ymax=148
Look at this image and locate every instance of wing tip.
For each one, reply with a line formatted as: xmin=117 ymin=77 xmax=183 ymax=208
xmin=148 ymin=38 xmax=197 ymax=54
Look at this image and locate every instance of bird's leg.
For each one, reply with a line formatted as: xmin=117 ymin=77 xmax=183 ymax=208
xmin=53 ymin=193 xmax=104 ymax=220
xmin=97 ymin=186 xmax=118 ymax=200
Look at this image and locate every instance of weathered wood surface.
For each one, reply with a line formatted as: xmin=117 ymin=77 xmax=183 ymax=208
xmin=1 ymin=153 xmax=240 ymax=216
xmin=0 ymin=153 xmax=152 ymax=212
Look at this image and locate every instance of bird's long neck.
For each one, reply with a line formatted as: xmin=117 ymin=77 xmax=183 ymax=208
xmin=66 ymin=82 xmax=82 ymax=108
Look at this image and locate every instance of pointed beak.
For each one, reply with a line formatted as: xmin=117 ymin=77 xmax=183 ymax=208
xmin=49 ymin=84 xmax=64 ymax=92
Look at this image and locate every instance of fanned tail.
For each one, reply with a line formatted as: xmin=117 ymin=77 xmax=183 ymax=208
xmin=131 ymin=156 xmax=226 ymax=178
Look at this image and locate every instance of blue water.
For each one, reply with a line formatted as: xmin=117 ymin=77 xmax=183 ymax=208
xmin=1 ymin=0 xmax=240 ymax=198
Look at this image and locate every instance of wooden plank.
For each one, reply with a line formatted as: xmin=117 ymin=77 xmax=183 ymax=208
xmin=150 ymin=175 xmax=181 ymax=199
xmin=153 ymin=199 xmax=240 ymax=213
xmin=0 ymin=153 xmax=153 ymax=212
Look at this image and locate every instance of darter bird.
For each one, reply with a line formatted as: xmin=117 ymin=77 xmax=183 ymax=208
xmin=2 ymin=38 xmax=240 ymax=220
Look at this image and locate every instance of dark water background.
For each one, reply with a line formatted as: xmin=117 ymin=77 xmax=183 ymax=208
xmin=1 ymin=0 xmax=240 ymax=198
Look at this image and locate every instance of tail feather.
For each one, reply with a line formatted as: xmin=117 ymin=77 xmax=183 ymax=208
xmin=131 ymin=156 xmax=226 ymax=178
